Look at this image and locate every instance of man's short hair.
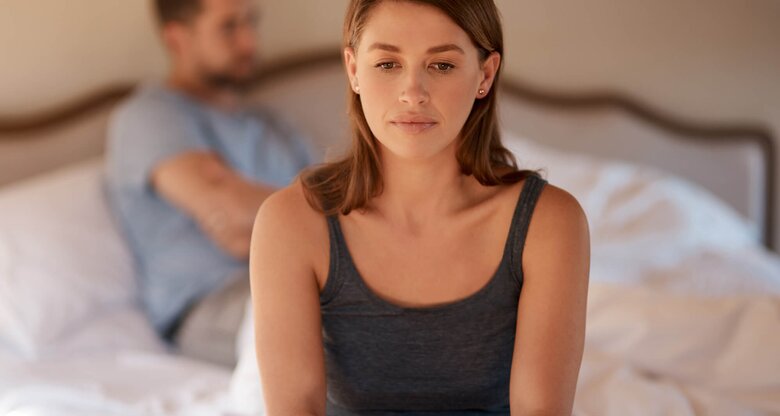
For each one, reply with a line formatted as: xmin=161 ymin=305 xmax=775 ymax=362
xmin=154 ymin=0 xmax=203 ymax=26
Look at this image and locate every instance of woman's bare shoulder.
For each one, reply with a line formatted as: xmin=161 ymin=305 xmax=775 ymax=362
xmin=538 ymin=180 xmax=580 ymax=204
xmin=253 ymin=178 xmax=330 ymax=250
xmin=524 ymin=181 xmax=590 ymax=267
xmin=259 ymin=178 xmax=319 ymax=214
xmin=534 ymin=182 xmax=588 ymax=234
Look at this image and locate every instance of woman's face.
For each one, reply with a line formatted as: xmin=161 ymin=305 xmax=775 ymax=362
xmin=345 ymin=1 xmax=499 ymax=162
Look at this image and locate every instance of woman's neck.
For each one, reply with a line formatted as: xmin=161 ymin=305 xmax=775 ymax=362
xmin=371 ymin=143 xmax=474 ymax=232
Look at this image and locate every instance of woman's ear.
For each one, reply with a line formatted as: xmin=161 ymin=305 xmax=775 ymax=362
xmin=477 ymin=52 xmax=501 ymax=98
xmin=344 ymin=47 xmax=360 ymax=94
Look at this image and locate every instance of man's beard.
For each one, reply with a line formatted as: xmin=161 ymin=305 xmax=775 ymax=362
xmin=199 ymin=62 xmax=256 ymax=92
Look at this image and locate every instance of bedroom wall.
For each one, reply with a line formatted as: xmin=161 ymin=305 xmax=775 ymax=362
xmin=1 ymin=0 xmax=779 ymax=249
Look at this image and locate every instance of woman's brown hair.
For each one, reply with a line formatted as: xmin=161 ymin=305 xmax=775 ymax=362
xmin=302 ymin=0 xmax=538 ymax=215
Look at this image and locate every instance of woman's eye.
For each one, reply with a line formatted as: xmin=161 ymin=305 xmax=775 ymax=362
xmin=431 ymin=62 xmax=455 ymax=73
xmin=376 ymin=62 xmax=398 ymax=71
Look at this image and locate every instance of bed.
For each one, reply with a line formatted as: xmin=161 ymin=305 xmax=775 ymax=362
xmin=1 ymin=51 xmax=778 ymax=416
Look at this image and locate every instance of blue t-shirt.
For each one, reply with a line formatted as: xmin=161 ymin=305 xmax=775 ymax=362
xmin=104 ymin=83 xmax=313 ymax=335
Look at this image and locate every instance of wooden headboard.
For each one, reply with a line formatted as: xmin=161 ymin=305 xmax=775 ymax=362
xmin=0 ymin=51 xmax=774 ymax=249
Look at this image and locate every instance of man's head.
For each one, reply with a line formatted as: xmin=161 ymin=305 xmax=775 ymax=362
xmin=155 ymin=0 xmax=260 ymax=89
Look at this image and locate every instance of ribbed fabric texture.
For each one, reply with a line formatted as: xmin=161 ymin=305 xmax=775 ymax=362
xmin=319 ymin=174 xmax=547 ymax=415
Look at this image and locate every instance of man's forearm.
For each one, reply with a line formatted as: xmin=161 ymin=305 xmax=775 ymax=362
xmin=199 ymin=179 xmax=276 ymax=260
xmin=149 ymin=151 xmax=279 ymax=260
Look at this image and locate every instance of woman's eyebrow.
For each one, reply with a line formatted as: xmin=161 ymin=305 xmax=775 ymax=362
xmin=366 ymin=42 xmax=465 ymax=55
xmin=426 ymin=44 xmax=465 ymax=54
xmin=367 ymin=42 xmax=401 ymax=52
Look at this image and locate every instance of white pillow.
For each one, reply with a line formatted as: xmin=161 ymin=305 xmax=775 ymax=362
xmin=502 ymin=131 xmax=757 ymax=265
xmin=0 ymin=158 xmax=139 ymax=357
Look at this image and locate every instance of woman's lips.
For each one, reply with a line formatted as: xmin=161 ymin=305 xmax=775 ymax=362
xmin=390 ymin=120 xmax=438 ymax=134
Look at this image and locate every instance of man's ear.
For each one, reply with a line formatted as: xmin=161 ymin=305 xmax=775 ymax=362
xmin=161 ymin=22 xmax=188 ymax=55
xmin=344 ymin=47 xmax=360 ymax=94
xmin=477 ymin=51 xmax=501 ymax=97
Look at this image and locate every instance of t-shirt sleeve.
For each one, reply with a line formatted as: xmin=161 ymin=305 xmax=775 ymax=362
xmin=106 ymin=91 xmax=211 ymax=190
xmin=259 ymin=109 xmax=316 ymax=165
xmin=284 ymin=120 xmax=317 ymax=169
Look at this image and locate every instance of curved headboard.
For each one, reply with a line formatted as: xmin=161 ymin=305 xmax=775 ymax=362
xmin=0 ymin=51 xmax=774 ymax=249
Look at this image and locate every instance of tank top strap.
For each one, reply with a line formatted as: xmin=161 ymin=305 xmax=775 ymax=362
xmin=321 ymin=215 xmax=349 ymax=304
xmin=505 ymin=173 xmax=548 ymax=287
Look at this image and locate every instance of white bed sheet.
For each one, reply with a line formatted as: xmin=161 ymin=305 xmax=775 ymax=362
xmin=0 ymin=352 xmax=233 ymax=416
xmin=577 ymin=255 xmax=780 ymax=415
xmin=2 ymin=245 xmax=778 ymax=416
xmin=0 ymin=307 xmax=236 ymax=416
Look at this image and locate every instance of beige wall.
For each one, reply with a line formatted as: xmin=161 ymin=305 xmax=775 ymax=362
xmin=2 ymin=0 xmax=778 ymax=119
xmin=0 ymin=0 xmax=350 ymax=115
xmin=2 ymin=0 xmax=780 ymax=245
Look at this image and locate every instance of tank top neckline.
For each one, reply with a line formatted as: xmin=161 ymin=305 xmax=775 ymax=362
xmin=324 ymin=174 xmax=541 ymax=313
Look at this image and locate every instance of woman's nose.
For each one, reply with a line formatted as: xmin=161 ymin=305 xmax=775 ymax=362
xmin=399 ymin=69 xmax=430 ymax=105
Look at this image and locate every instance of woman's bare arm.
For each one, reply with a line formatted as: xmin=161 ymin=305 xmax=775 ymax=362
xmin=509 ymin=185 xmax=591 ymax=415
xmin=249 ymin=182 xmax=328 ymax=415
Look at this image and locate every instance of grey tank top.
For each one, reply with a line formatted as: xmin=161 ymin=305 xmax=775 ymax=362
xmin=319 ymin=173 xmax=547 ymax=415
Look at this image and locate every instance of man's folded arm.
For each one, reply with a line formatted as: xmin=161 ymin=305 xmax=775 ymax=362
xmin=150 ymin=150 xmax=276 ymax=260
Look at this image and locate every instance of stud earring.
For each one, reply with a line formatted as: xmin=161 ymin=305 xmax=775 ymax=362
xmin=478 ymin=88 xmax=486 ymax=96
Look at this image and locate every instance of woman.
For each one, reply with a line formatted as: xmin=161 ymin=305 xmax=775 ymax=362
xmin=249 ymin=0 xmax=590 ymax=414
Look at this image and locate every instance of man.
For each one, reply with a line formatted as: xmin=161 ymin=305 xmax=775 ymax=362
xmin=105 ymin=0 xmax=313 ymax=364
